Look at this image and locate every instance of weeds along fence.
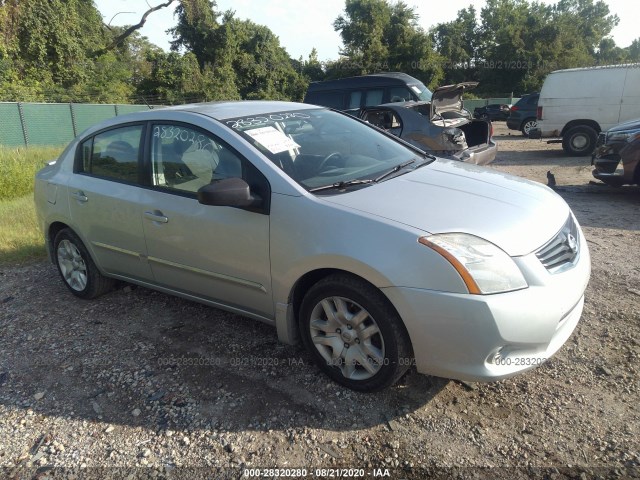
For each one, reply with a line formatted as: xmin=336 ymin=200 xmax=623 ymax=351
xmin=0 ymin=102 xmax=154 ymax=148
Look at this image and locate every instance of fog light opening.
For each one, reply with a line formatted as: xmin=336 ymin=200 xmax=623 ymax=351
xmin=489 ymin=347 xmax=506 ymax=365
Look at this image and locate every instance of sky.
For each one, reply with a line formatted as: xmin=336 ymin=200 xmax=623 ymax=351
xmin=95 ymin=0 xmax=637 ymax=62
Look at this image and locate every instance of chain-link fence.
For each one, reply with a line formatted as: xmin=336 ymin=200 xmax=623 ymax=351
xmin=0 ymin=102 xmax=154 ymax=147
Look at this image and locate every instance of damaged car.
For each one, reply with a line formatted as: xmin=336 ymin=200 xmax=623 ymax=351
xmin=358 ymin=82 xmax=497 ymax=165
xmin=592 ymin=117 xmax=640 ymax=186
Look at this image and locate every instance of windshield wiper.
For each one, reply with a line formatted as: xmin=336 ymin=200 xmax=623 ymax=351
xmin=308 ymin=178 xmax=375 ymax=193
xmin=308 ymin=158 xmax=423 ymax=193
xmin=373 ymin=159 xmax=416 ymax=183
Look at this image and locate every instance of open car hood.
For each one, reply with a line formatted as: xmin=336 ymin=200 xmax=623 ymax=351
xmin=431 ymin=82 xmax=478 ymax=117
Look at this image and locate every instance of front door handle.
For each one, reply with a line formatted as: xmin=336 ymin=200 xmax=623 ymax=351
xmin=144 ymin=210 xmax=169 ymax=224
xmin=71 ymin=190 xmax=88 ymax=203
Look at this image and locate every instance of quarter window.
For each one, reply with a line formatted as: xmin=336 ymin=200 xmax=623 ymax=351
xmin=79 ymin=125 xmax=143 ymax=182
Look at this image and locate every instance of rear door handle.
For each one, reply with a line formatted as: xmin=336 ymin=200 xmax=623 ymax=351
xmin=144 ymin=211 xmax=169 ymax=224
xmin=71 ymin=191 xmax=88 ymax=203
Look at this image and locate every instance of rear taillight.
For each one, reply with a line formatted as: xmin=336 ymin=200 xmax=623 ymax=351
xmin=510 ymin=106 xmax=519 ymax=112
xmin=490 ymin=122 xmax=494 ymax=138
xmin=537 ymin=106 xmax=543 ymax=120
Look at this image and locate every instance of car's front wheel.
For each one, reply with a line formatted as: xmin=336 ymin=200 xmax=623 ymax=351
xmin=299 ymin=274 xmax=412 ymax=392
xmin=54 ymin=228 xmax=114 ymax=299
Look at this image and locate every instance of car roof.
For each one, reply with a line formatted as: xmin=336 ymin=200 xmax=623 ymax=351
xmin=366 ymin=100 xmax=429 ymax=109
xmin=306 ymin=73 xmax=424 ymax=92
xmin=73 ymin=101 xmax=323 ymax=139
xmin=165 ymin=100 xmax=320 ymax=120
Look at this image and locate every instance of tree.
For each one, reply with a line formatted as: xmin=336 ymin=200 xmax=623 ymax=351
xmin=169 ymin=0 xmax=220 ymax=68
xmin=433 ymin=0 xmax=622 ymax=95
xmin=333 ymin=0 xmax=443 ymax=87
xmin=302 ymin=48 xmax=325 ymax=82
xmin=169 ymin=5 xmax=308 ymax=101
xmin=96 ymin=0 xmax=177 ymax=56
xmin=626 ymin=39 xmax=640 ymax=62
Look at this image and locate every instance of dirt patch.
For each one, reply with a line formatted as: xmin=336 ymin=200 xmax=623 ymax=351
xmin=1 ymin=122 xmax=639 ymax=478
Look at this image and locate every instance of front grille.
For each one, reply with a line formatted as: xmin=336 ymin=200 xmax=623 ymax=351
xmin=536 ymin=216 xmax=580 ymax=272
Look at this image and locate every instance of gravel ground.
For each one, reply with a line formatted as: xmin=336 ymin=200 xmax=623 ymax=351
xmin=1 ymin=123 xmax=639 ymax=479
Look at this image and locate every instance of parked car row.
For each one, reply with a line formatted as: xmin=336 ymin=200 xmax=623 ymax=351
xmin=471 ymin=94 xmax=540 ymax=138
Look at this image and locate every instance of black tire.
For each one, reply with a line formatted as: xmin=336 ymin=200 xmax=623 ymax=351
xmin=521 ymin=118 xmax=537 ymax=136
xmin=299 ymin=273 xmax=412 ymax=392
xmin=53 ymin=228 xmax=114 ymax=299
xmin=562 ymin=125 xmax=597 ymax=156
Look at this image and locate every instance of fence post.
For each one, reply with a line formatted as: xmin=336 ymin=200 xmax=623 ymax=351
xmin=17 ymin=102 xmax=29 ymax=147
xmin=69 ymin=102 xmax=78 ymax=137
xmin=114 ymin=104 xmax=119 ymax=116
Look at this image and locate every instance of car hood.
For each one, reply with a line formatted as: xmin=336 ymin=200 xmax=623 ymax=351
xmin=322 ymin=159 xmax=569 ymax=257
xmin=607 ymin=117 xmax=640 ymax=133
xmin=431 ymin=82 xmax=478 ymax=117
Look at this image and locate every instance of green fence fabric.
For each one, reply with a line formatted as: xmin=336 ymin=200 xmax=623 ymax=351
xmin=73 ymin=104 xmax=117 ymax=135
xmin=0 ymin=103 xmax=27 ymax=147
xmin=464 ymin=97 xmax=521 ymax=112
xmin=22 ymin=103 xmax=75 ymax=147
xmin=116 ymin=105 xmax=151 ymax=115
xmin=0 ymin=102 xmax=159 ymax=147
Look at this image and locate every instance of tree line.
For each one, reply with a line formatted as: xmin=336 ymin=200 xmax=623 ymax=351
xmin=0 ymin=0 xmax=637 ymax=104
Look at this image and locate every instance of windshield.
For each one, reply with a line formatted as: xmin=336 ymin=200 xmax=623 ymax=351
xmin=223 ymin=108 xmax=421 ymax=192
xmin=410 ymin=83 xmax=432 ymax=102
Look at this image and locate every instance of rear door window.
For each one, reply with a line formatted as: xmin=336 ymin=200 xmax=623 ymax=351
xmin=364 ymin=89 xmax=384 ymax=106
xmin=78 ymin=124 xmax=144 ymax=183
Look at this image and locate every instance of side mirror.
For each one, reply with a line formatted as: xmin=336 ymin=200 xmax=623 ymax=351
xmin=197 ymin=177 xmax=254 ymax=207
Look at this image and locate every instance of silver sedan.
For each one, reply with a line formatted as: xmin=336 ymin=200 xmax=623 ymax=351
xmin=35 ymin=101 xmax=591 ymax=391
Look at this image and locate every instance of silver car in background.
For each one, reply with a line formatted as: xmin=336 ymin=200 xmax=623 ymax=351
xmin=35 ymin=101 xmax=591 ymax=391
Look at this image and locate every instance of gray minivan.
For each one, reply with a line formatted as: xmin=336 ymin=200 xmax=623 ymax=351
xmin=303 ymin=72 xmax=432 ymax=114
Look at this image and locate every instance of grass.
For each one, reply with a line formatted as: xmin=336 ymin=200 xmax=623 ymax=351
xmin=0 ymin=146 xmax=64 ymax=201
xmin=0 ymin=146 xmax=64 ymax=264
xmin=0 ymin=194 xmax=46 ymax=264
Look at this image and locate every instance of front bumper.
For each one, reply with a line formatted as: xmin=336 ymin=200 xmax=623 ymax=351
xmin=382 ymin=229 xmax=590 ymax=382
xmin=591 ymin=141 xmax=639 ymax=186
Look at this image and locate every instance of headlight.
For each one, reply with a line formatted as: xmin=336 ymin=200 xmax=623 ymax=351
xmin=419 ymin=233 xmax=528 ymax=294
xmin=607 ymin=128 xmax=640 ymax=143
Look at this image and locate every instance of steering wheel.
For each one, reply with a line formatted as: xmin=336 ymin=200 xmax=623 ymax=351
xmin=317 ymin=152 xmax=343 ymax=173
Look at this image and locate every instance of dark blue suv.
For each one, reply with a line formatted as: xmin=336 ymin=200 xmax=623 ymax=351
xmin=507 ymin=93 xmax=539 ymax=136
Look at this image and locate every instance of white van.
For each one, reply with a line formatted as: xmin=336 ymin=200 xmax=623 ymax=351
xmin=532 ymin=64 xmax=640 ymax=155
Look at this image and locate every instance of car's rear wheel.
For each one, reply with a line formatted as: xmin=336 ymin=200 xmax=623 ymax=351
xmin=562 ymin=125 xmax=597 ymax=156
xmin=521 ymin=118 xmax=537 ymax=136
xmin=54 ymin=228 xmax=114 ymax=299
xmin=299 ymin=274 xmax=412 ymax=392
